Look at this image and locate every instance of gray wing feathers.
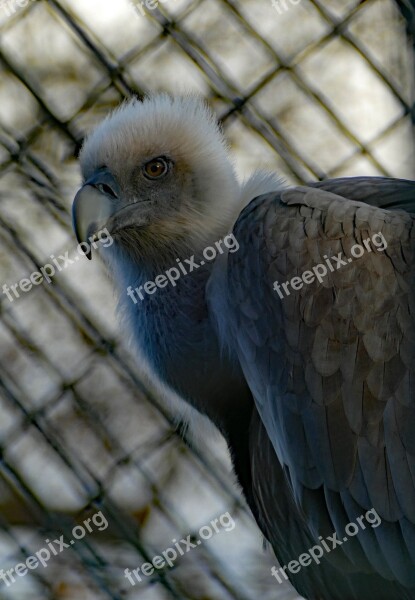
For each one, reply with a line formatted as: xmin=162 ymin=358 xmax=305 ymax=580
xmin=221 ymin=180 xmax=415 ymax=586
xmin=311 ymin=176 xmax=415 ymax=213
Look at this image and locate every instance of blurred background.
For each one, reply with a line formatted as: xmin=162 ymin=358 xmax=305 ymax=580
xmin=0 ymin=0 xmax=414 ymax=598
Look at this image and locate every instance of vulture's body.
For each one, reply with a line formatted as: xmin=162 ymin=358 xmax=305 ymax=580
xmin=73 ymin=95 xmax=415 ymax=600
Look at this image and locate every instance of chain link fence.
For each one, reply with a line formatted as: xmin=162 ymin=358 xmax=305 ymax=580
xmin=0 ymin=0 xmax=414 ymax=599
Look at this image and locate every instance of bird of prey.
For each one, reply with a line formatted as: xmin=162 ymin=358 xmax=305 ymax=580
xmin=72 ymin=94 xmax=415 ymax=600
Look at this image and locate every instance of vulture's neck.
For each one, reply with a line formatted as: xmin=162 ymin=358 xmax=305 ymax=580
xmin=114 ymin=239 xmax=250 ymax=432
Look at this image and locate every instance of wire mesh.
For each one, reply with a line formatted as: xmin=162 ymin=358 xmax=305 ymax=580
xmin=0 ymin=0 xmax=414 ymax=599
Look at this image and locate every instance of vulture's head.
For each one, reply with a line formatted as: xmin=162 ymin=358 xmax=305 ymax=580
xmin=73 ymin=95 xmax=242 ymax=263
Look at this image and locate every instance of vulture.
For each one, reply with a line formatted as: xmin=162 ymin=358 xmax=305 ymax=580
xmin=72 ymin=94 xmax=415 ymax=600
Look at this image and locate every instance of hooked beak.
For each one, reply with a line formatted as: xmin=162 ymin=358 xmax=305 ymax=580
xmin=72 ymin=169 xmax=119 ymax=260
xmin=73 ymin=168 xmax=153 ymax=260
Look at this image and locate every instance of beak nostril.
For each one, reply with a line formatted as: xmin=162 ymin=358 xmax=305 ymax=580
xmin=97 ymin=183 xmax=118 ymax=199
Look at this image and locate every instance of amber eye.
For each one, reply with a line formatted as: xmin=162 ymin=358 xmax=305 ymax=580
xmin=143 ymin=157 xmax=169 ymax=179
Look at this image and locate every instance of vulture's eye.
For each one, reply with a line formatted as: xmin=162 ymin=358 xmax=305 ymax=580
xmin=143 ymin=157 xmax=169 ymax=179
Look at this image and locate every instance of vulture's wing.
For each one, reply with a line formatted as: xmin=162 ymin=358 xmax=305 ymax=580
xmin=216 ymin=177 xmax=415 ymax=587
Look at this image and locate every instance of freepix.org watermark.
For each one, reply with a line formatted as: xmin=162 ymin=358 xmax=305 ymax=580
xmin=129 ymin=0 xmax=178 ymax=18
xmin=271 ymin=508 xmax=382 ymax=585
xmin=0 ymin=511 xmax=108 ymax=588
xmin=0 ymin=0 xmax=35 ymax=18
xmin=126 ymin=233 xmax=239 ymax=304
xmin=273 ymin=232 xmax=387 ymax=299
xmin=124 ymin=511 xmax=236 ymax=586
xmin=2 ymin=227 xmax=113 ymax=303
xmin=270 ymin=0 xmax=302 ymax=15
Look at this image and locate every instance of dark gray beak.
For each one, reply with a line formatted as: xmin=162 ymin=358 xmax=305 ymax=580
xmin=72 ymin=169 xmax=119 ymax=260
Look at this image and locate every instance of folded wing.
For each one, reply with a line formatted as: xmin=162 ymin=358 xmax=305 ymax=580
xmin=218 ymin=177 xmax=415 ymax=588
